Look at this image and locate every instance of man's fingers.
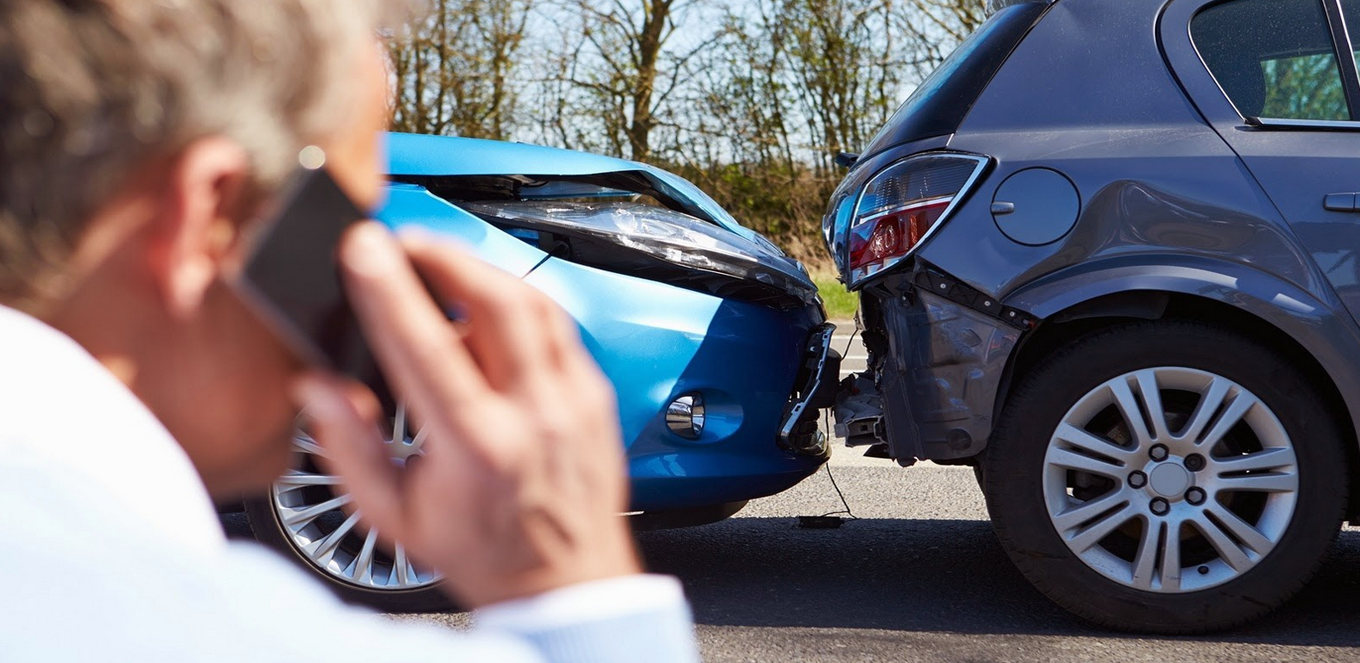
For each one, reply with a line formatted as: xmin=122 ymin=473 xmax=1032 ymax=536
xmin=339 ymin=223 xmax=486 ymax=417
xmin=399 ymin=231 xmax=554 ymax=392
xmin=291 ymin=373 xmax=406 ymax=541
xmin=399 ymin=231 xmax=622 ymax=459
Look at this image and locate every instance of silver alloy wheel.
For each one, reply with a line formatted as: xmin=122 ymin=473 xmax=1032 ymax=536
xmin=1042 ymin=367 xmax=1298 ymax=593
xmin=271 ymin=404 xmax=441 ymax=590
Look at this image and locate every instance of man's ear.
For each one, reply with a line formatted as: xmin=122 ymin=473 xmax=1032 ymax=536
xmin=148 ymin=138 xmax=250 ymax=320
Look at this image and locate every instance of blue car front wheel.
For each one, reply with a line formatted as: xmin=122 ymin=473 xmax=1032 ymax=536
xmin=246 ymin=411 xmax=453 ymax=612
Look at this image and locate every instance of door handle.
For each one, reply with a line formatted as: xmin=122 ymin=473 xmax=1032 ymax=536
xmin=1325 ymin=193 xmax=1359 ymax=212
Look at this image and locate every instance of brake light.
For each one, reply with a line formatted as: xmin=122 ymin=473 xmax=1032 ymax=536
xmin=845 ymin=154 xmax=988 ymax=286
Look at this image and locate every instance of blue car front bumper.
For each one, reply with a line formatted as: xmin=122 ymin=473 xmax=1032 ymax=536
xmin=526 ymin=256 xmax=830 ymax=511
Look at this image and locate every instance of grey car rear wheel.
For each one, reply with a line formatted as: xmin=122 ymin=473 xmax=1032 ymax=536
xmin=985 ymin=321 xmax=1346 ymax=633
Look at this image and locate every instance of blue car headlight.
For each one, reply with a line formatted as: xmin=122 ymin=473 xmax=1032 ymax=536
xmin=462 ymin=200 xmax=819 ymax=309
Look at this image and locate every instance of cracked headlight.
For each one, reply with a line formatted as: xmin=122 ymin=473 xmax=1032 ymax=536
xmin=461 ymin=201 xmax=818 ymax=309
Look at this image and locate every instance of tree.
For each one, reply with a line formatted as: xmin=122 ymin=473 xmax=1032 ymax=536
xmin=388 ymin=0 xmax=532 ymax=139
xmin=778 ymin=0 xmax=903 ymax=174
xmin=552 ymin=0 xmax=715 ymax=161
xmin=886 ymin=0 xmax=989 ymax=79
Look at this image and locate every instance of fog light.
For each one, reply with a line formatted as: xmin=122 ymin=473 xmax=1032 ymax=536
xmin=666 ymin=393 xmax=705 ymax=440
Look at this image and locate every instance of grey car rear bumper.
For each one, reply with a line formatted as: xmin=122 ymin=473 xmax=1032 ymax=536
xmin=833 ymin=269 xmax=1027 ymax=463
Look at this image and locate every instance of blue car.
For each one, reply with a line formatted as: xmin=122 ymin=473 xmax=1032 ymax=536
xmin=243 ymin=133 xmax=837 ymax=610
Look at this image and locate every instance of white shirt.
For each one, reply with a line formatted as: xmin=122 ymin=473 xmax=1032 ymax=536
xmin=0 ymin=306 xmax=699 ymax=662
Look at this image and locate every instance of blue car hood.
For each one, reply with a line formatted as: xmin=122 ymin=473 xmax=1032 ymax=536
xmin=389 ymin=132 xmax=636 ymax=178
xmin=386 ymin=132 xmax=760 ymax=241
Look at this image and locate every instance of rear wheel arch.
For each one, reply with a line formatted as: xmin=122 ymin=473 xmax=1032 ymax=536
xmin=994 ymin=289 xmax=1360 ymax=521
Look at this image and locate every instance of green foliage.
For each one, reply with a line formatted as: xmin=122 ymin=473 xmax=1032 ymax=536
xmin=1261 ymin=54 xmax=1349 ymax=121
xmin=814 ymin=271 xmax=859 ymax=320
xmin=663 ymin=159 xmax=839 ymax=267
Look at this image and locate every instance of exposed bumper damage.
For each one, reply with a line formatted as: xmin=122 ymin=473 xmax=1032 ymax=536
xmin=833 ymin=267 xmax=1030 ymax=464
xmin=779 ymin=324 xmax=842 ymax=457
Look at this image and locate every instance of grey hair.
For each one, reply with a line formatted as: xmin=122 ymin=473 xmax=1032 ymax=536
xmin=0 ymin=0 xmax=418 ymax=309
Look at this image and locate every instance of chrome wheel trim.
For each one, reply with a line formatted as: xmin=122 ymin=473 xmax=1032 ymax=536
xmin=1042 ymin=367 xmax=1298 ymax=594
xmin=271 ymin=403 xmax=441 ymax=591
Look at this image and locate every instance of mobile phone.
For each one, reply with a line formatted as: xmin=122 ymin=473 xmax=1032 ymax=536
xmin=228 ymin=165 xmax=383 ymax=393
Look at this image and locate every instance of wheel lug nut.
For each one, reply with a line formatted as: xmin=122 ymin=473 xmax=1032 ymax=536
xmin=1149 ymin=444 xmax=1169 ymax=461
xmin=1186 ymin=487 xmax=1206 ymax=505
xmin=1128 ymin=471 xmax=1147 ymax=489
xmin=1150 ymin=498 xmax=1170 ymax=515
xmin=1185 ymin=454 xmax=1206 ymax=472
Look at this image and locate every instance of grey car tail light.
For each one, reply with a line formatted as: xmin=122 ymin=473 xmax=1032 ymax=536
xmin=845 ymin=153 xmax=989 ymax=287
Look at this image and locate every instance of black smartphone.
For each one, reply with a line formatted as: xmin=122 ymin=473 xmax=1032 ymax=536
xmin=228 ymin=165 xmax=383 ymax=393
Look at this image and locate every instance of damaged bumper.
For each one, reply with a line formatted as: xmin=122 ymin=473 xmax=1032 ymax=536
xmin=833 ymin=269 xmax=1028 ymax=463
xmin=779 ymin=324 xmax=842 ymax=456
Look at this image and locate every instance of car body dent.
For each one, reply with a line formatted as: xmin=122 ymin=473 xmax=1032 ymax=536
xmin=870 ymin=286 xmax=1020 ymax=461
xmin=524 ymin=255 xmax=825 ymax=511
xmin=928 ymin=0 xmax=1327 ymax=302
xmin=1003 ymin=253 xmax=1360 ymax=439
xmin=386 ymin=132 xmax=761 ymax=242
xmin=380 ymin=132 xmax=827 ymax=512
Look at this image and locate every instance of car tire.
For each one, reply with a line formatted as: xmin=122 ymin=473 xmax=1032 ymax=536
xmin=245 ymin=496 xmax=455 ymax=613
xmin=245 ymin=420 xmax=455 ymax=613
xmin=984 ymin=320 xmax=1346 ymax=633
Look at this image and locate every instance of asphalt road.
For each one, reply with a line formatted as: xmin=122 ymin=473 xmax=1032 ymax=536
xmin=239 ymin=328 xmax=1360 ymax=661
xmin=386 ymin=453 xmax=1360 ymax=662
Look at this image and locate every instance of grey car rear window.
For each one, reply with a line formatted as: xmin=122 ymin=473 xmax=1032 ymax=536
xmin=1193 ymin=0 xmax=1349 ymax=121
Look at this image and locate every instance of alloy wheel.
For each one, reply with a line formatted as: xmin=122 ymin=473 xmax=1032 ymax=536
xmin=1042 ymin=366 xmax=1298 ymax=593
xmin=270 ymin=404 xmax=441 ymax=591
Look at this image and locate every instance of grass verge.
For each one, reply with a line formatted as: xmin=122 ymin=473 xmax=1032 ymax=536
xmin=813 ymin=271 xmax=858 ymax=320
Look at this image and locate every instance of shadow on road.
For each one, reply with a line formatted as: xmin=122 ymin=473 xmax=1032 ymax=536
xmin=636 ymin=516 xmax=1360 ymax=647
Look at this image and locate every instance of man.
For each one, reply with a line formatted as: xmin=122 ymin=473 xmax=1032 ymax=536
xmin=0 ymin=1 xmax=699 ymax=661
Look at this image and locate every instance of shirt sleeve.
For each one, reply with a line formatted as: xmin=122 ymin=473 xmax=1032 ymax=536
xmin=220 ymin=542 xmax=699 ymax=663
xmin=473 ymin=575 xmax=700 ymax=663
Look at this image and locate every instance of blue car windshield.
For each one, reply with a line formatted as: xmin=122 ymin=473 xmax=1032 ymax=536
xmin=858 ymin=2 xmax=1048 ymax=158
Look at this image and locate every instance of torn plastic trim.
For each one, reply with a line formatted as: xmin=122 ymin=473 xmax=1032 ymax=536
xmin=779 ymin=324 xmax=841 ymax=456
xmin=909 ymin=265 xmax=1037 ymax=330
xmin=832 ymin=372 xmax=891 ymax=448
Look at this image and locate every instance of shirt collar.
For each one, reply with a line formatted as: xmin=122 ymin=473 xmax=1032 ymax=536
xmin=0 ymin=305 xmax=226 ymax=553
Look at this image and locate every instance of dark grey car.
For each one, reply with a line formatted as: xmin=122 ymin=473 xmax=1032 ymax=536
xmin=824 ymin=0 xmax=1360 ymax=634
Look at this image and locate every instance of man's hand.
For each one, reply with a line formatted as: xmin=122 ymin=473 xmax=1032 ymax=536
xmin=292 ymin=222 xmax=642 ymax=608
